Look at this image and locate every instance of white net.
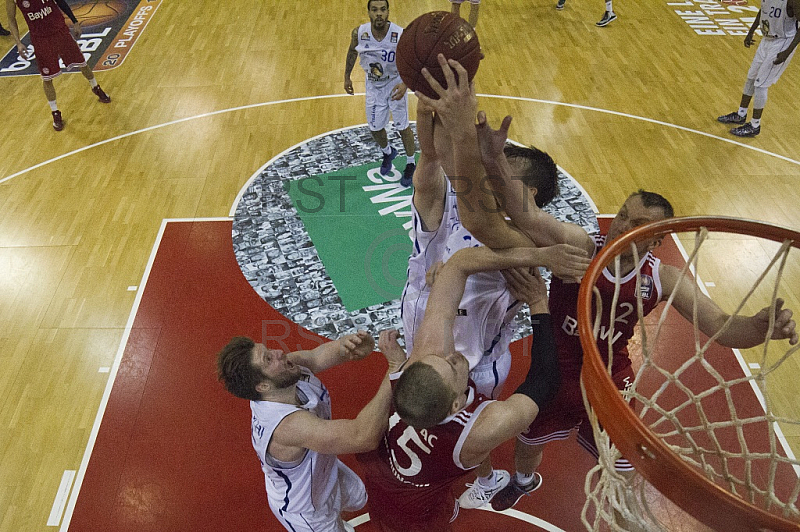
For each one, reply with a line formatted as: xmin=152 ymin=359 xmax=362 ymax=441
xmin=581 ymin=225 xmax=800 ymax=531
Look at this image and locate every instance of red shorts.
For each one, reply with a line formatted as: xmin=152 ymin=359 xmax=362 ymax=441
xmin=519 ymin=364 xmax=635 ymax=470
xmin=30 ymin=27 xmax=86 ymax=81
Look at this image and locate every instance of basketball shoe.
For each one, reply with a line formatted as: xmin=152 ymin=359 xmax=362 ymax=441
xmin=52 ymin=110 xmax=64 ymax=131
xmin=380 ymin=147 xmax=398 ymax=175
xmin=556 ymin=0 xmax=566 ymax=9
xmin=717 ymin=111 xmax=746 ymax=124
xmin=596 ymin=11 xmax=617 ymax=26
xmin=92 ymin=85 xmax=111 ymax=103
xmin=730 ymin=122 xmax=760 ymax=137
xmin=490 ymin=472 xmax=542 ymax=511
xmin=458 ymin=470 xmax=510 ymax=509
xmin=401 ymin=162 xmax=415 ymax=187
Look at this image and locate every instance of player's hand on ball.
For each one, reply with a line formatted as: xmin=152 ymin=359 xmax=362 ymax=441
xmin=416 ymin=54 xmax=477 ymax=135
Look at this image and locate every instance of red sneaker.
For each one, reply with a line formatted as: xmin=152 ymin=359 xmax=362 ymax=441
xmin=52 ymin=110 xmax=64 ymax=131
xmin=92 ymin=85 xmax=111 ymax=103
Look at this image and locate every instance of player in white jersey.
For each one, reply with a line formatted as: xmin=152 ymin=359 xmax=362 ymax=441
xmin=450 ymin=0 xmax=481 ymax=29
xmin=344 ymin=0 xmax=417 ymax=187
xmin=717 ymin=0 xmax=799 ymax=137
xmin=400 ymin=95 xmax=571 ymax=509
xmin=216 ymin=330 xmax=401 ymax=532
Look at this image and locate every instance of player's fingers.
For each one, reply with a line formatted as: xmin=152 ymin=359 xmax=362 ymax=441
xmin=476 ymin=110 xmax=487 ymax=126
xmin=414 ymin=88 xmax=439 ymax=107
xmin=436 ymin=54 xmax=458 ymax=89
xmin=499 ymin=115 xmax=513 ymax=135
xmin=446 ymin=58 xmax=469 ymax=89
xmin=420 ymin=66 xmax=448 ymax=97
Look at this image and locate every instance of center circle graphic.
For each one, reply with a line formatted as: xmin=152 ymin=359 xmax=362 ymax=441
xmin=232 ymin=125 xmax=598 ymax=344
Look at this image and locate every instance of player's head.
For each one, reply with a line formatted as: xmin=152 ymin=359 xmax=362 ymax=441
xmin=216 ymin=337 xmax=302 ymax=401
xmin=503 ymin=145 xmax=559 ymax=208
xmin=394 ymin=352 xmax=470 ymax=429
xmin=608 ymin=189 xmax=675 ymax=255
xmin=367 ymin=0 xmax=389 ymax=28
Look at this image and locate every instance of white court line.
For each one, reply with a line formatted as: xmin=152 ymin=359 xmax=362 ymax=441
xmin=4 ymin=93 xmax=800 ymax=187
xmin=58 ymin=217 xmax=231 ymax=532
xmin=47 ymin=470 xmax=76 ymax=527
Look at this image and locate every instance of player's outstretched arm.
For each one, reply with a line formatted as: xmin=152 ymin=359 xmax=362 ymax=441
xmin=412 ymin=99 xmax=447 ymax=230
xmin=344 ymin=27 xmax=359 ymax=94
xmin=459 ymin=273 xmax=559 ymax=468
xmin=272 ymin=372 xmax=392 ymax=456
xmin=475 ymin=111 xmax=594 ymax=254
xmin=289 ymin=331 xmax=376 ymax=373
xmin=662 ymin=264 xmax=799 ymax=348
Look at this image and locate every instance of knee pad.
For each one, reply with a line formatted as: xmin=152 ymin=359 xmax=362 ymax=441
xmin=743 ymin=78 xmax=755 ymax=96
xmin=753 ymin=86 xmax=768 ymax=109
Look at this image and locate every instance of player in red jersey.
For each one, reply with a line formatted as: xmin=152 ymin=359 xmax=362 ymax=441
xmin=359 ymin=240 xmax=588 ymax=531
xmin=6 ymin=0 xmax=111 ymax=131
xmin=472 ymin=133 xmax=800 ymax=509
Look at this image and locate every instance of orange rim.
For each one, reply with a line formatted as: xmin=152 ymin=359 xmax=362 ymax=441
xmin=578 ymin=216 xmax=800 ymax=531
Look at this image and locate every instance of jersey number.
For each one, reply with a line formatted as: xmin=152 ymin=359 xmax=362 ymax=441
xmin=769 ymin=6 xmax=782 ymax=17
xmin=381 ymin=50 xmax=395 ymax=62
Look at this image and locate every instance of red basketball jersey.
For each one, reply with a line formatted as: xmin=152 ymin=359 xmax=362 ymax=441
xmin=550 ymin=234 xmax=662 ymax=376
xmin=15 ymin=0 xmax=67 ymax=37
xmin=358 ymin=379 xmax=492 ymax=530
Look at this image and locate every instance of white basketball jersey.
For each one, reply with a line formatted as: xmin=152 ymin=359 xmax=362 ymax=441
xmin=442 ymin=220 xmax=521 ymax=370
xmin=760 ymin=0 xmax=798 ymax=38
xmin=401 ymin=187 xmax=460 ymax=356
xmin=355 ymin=22 xmax=403 ymax=87
xmin=250 ymin=368 xmax=339 ymax=514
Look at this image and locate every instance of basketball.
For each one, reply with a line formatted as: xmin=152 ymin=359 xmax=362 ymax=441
xmin=396 ymin=11 xmax=482 ymax=99
xmin=71 ymin=0 xmax=127 ymax=28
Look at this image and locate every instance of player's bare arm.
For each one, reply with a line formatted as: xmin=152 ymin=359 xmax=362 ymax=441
xmin=660 ymin=263 xmax=798 ymax=347
xmin=416 ymin=56 xmax=538 ymax=250
xmin=344 ymin=27 xmax=359 ymax=94
xmin=412 ymin=99 xmax=447 ymax=230
xmin=5 ymin=0 xmax=27 ymax=59
xmin=269 ymin=373 xmax=392 ymax=460
xmin=775 ymin=6 xmax=800 ymax=64
xmin=412 ymin=244 xmax=589 ymax=361
xmin=745 ymin=10 xmax=761 ymax=47
xmin=288 ymin=331 xmax=376 ymax=373
xmin=475 ymin=111 xmax=595 ymax=255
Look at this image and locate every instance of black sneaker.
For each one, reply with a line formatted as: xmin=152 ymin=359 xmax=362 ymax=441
xmin=730 ymin=122 xmax=760 ymax=137
xmin=556 ymin=0 xmax=566 ymax=9
xmin=52 ymin=110 xmax=64 ymax=131
xmin=717 ymin=111 xmax=746 ymax=124
xmin=400 ymin=162 xmax=415 ymax=187
xmin=490 ymin=472 xmax=542 ymax=511
xmin=0 ymin=24 xmax=10 ymax=36
xmin=92 ymin=85 xmax=111 ymax=103
xmin=379 ymin=147 xmax=398 ymax=175
xmin=596 ymin=11 xmax=617 ymax=26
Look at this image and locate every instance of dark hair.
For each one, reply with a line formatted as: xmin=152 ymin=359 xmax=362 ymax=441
xmin=367 ymin=0 xmax=388 ymax=9
xmin=630 ymin=189 xmax=674 ymax=218
xmin=503 ymin=145 xmax=559 ymax=208
xmin=394 ymin=361 xmax=456 ymax=429
xmin=216 ymin=337 xmax=262 ymax=401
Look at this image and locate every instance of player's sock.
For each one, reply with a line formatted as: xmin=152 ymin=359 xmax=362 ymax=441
xmin=516 ymin=472 xmax=536 ymax=486
xmin=605 ymin=0 xmax=613 ymax=12
xmin=381 ymin=145 xmax=393 ymax=155
xmin=48 ymin=100 xmax=58 ymax=112
xmin=406 ymin=155 xmax=415 ymax=164
xmin=477 ymin=470 xmax=497 ymax=487
xmin=89 ymin=77 xmax=98 ymax=88
xmin=738 ymin=107 xmax=748 ymax=117
xmin=751 ymin=118 xmax=761 ymax=128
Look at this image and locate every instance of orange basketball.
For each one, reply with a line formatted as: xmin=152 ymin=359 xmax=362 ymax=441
xmin=71 ymin=0 xmax=128 ymax=27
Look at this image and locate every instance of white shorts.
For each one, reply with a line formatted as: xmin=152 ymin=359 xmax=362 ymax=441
xmin=269 ymin=461 xmax=367 ymax=532
xmin=365 ymin=80 xmax=410 ymax=132
xmin=470 ymin=353 xmax=511 ymax=399
xmin=747 ymin=36 xmax=797 ymax=88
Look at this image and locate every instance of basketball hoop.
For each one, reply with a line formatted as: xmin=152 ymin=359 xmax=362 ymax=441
xmin=578 ymin=216 xmax=800 ymax=531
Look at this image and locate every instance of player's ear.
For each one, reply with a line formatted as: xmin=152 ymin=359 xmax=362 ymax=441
xmin=648 ymin=236 xmax=664 ymax=251
xmin=256 ymin=379 xmax=271 ymax=396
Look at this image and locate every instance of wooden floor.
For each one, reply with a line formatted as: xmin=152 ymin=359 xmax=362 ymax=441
xmin=0 ymin=0 xmax=798 ymax=531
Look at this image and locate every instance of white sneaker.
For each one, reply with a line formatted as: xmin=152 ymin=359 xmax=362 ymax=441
xmin=458 ymin=470 xmax=511 ymax=509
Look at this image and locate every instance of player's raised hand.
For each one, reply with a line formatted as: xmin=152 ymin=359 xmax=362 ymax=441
xmin=378 ymin=329 xmax=407 ymax=372
xmin=538 ymin=244 xmax=591 ymax=282
xmin=476 ymin=111 xmax=512 ymax=168
xmin=755 ymin=298 xmax=798 ymax=345
xmin=415 ymin=54 xmax=477 ymax=135
xmin=339 ymin=330 xmax=376 ymax=361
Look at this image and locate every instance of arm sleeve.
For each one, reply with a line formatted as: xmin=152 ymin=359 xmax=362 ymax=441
xmin=513 ymin=313 xmax=560 ymax=410
xmin=54 ymin=0 xmax=78 ymax=23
